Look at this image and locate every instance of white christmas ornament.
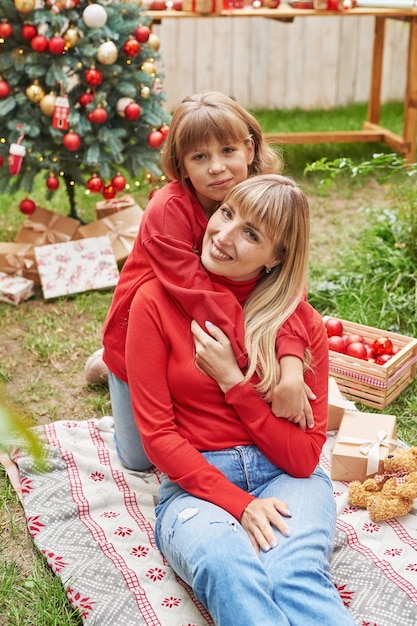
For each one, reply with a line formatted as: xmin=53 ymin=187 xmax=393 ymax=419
xmin=82 ymin=3 xmax=108 ymax=28
xmin=97 ymin=41 xmax=118 ymax=65
xmin=116 ymin=97 xmax=133 ymax=117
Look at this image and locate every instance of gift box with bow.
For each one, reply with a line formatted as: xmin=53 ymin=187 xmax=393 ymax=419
xmin=95 ymin=194 xmax=142 ymax=219
xmin=330 ymin=410 xmax=398 ymax=482
xmin=0 ymin=242 xmax=39 ymax=284
xmin=74 ymin=205 xmax=143 ymax=265
xmin=14 ymin=206 xmax=80 ymax=247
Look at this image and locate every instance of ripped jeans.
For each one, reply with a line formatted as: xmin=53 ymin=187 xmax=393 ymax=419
xmin=155 ymin=446 xmax=356 ymax=626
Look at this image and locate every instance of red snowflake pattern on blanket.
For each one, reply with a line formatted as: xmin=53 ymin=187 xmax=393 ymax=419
xmin=27 ymin=515 xmax=45 ymax=537
xmin=42 ymin=550 xmax=67 ymax=573
xmin=67 ymin=587 xmax=95 ymax=619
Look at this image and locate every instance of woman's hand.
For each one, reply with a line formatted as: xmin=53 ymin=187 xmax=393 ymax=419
xmin=191 ymin=320 xmax=244 ymax=393
xmin=241 ymin=497 xmax=291 ymax=554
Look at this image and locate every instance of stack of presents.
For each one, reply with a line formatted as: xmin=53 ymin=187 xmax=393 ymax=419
xmin=328 ymin=320 xmax=417 ymax=519
xmin=0 ymin=195 xmax=143 ymax=304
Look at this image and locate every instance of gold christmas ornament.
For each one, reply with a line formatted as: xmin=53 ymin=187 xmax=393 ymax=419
xmin=141 ymin=61 xmax=156 ymax=75
xmin=39 ymin=92 xmax=57 ymax=115
xmin=14 ymin=0 xmax=35 ymax=13
xmin=26 ymin=80 xmax=45 ymax=103
xmin=140 ymin=85 xmax=151 ymax=99
xmin=147 ymin=33 xmax=160 ymax=52
xmin=116 ymin=96 xmax=133 ymax=116
xmin=63 ymin=25 xmax=81 ymax=48
xmin=97 ymin=40 xmax=118 ymax=65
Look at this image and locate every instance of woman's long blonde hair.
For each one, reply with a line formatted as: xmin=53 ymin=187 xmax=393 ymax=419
xmin=221 ymin=175 xmax=310 ymax=397
xmin=161 ymin=91 xmax=283 ymax=186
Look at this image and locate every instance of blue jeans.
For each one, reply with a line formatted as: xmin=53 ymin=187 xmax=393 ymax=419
xmin=108 ymin=370 xmax=152 ymax=470
xmin=155 ymin=446 xmax=356 ymax=626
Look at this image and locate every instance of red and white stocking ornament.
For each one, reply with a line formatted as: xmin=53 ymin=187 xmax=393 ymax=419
xmin=9 ymin=130 xmax=26 ymax=176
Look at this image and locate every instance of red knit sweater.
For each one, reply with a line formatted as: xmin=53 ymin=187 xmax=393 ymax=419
xmin=125 ymin=276 xmax=329 ymax=521
xmin=102 ymin=181 xmax=308 ymax=382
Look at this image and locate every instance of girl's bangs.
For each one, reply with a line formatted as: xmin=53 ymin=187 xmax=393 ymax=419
xmin=178 ymin=109 xmax=249 ymax=155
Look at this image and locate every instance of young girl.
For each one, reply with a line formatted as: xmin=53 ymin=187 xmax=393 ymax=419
xmin=125 ymin=174 xmax=355 ymax=625
xmin=100 ymin=92 xmax=313 ymax=470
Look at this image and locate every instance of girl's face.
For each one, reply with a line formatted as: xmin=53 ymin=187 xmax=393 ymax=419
xmin=182 ymin=139 xmax=255 ymax=217
xmin=201 ymin=201 xmax=280 ymax=282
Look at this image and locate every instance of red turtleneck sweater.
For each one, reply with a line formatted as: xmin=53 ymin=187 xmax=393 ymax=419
xmin=125 ymin=274 xmax=329 ymax=521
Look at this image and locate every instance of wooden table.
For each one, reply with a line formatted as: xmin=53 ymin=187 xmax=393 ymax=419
xmin=148 ymin=6 xmax=417 ymax=162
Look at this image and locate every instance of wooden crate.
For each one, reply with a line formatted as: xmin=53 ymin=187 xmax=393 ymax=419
xmin=328 ymin=320 xmax=417 ymax=410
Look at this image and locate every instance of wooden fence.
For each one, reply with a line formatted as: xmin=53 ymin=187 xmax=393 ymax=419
xmin=152 ymin=14 xmax=409 ymax=112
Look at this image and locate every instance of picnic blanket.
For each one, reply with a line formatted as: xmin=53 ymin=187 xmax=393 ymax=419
xmin=3 ymin=416 xmax=417 ymax=626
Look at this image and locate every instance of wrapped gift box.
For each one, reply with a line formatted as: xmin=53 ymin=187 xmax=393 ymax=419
xmin=329 ymin=319 xmax=417 ymax=410
xmin=330 ymin=411 xmax=398 ymax=482
xmin=0 ymin=242 xmax=39 ymax=284
xmin=182 ymin=0 xmax=222 ymax=12
xmin=74 ymin=205 xmax=143 ymax=265
xmin=95 ymin=194 xmax=142 ymax=219
xmin=0 ymin=271 xmax=34 ymax=305
xmin=34 ymin=235 xmax=119 ymax=299
xmin=327 ymin=376 xmax=357 ymax=431
xmin=14 ymin=205 xmax=80 ymax=247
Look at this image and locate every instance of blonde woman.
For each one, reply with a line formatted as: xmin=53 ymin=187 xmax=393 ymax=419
xmin=125 ymin=175 xmax=355 ymax=626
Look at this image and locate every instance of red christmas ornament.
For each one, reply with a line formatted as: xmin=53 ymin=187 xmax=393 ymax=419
xmin=85 ymin=67 xmax=103 ymax=86
xmin=78 ymin=91 xmax=94 ymax=107
xmin=48 ymin=35 xmax=66 ymax=55
xmin=19 ymin=198 xmax=36 ymax=215
xmin=372 ymin=337 xmax=394 ymax=356
xmin=111 ymin=173 xmax=126 ymax=192
xmin=21 ymin=23 xmax=37 ymax=40
xmin=102 ymin=183 xmax=116 ymax=199
xmin=0 ymin=21 xmax=13 ymax=39
xmin=124 ymin=102 xmax=141 ymax=121
xmin=160 ymin=123 xmax=170 ymax=138
xmin=134 ymin=25 xmax=150 ymax=43
xmin=46 ymin=174 xmax=60 ymax=191
xmin=0 ymin=80 xmax=11 ymax=99
xmin=31 ymin=35 xmax=49 ymax=53
xmin=86 ymin=175 xmax=104 ymax=193
xmin=88 ymin=106 xmax=108 ymax=124
xmin=0 ymin=156 xmax=3 ymax=167
xmin=123 ymin=38 xmax=140 ymax=57
xmin=63 ymin=131 xmax=81 ymax=151
xmin=147 ymin=130 xmax=164 ymax=149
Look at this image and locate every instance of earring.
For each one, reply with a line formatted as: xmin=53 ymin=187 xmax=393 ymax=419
xmin=265 ymin=266 xmax=271 ymax=274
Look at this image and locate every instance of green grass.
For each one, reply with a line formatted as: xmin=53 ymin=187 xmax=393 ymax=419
xmin=1 ymin=99 xmax=416 ymax=624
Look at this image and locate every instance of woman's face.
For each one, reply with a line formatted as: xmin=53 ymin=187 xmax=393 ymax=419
xmin=201 ymin=201 xmax=280 ymax=282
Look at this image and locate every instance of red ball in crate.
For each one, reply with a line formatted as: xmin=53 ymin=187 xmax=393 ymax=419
xmin=323 ymin=316 xmax=343 ymax=337
xmin=328 ymin=335 xmax=345 ymax=353
xmin=372 ymin=337 xmax=393 ymax=356
xmin=345 ymin=341 xmax=367 ymax=360
xmin=19 ymin=198 xmax=36 ymax=215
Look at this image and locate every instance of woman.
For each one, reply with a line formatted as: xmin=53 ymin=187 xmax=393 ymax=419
xmin=125 ymin=175 xmax=355 ymax=625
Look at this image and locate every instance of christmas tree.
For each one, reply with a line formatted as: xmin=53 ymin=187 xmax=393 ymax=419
xmin=0 ymin=0 xmax=171 ymax=219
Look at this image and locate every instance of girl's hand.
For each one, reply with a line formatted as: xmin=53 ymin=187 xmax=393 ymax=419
xmin=191 ymin=320 xmax=244 ymax=392
xmin=241 ymin=497 xmax=291 ymax=554
xmin=270 ymin=381 xmax=316 ymax=431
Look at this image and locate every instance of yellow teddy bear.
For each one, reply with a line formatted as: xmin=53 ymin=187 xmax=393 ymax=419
xmin=347 ymin=446 xmax=417 ymax=522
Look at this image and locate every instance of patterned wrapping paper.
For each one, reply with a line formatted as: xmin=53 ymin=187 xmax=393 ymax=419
xmin=34 ymin=235 xmax=119 ymax=299
xmin=0 ymin=271 xmax=35 ymax=305
xmin=75 ymin=205 xmax=144 ymax=265
xmin=14 ymin=205 xmax=80 ymax=247
xmin=4 ymin=417 xmax=417 ymax=626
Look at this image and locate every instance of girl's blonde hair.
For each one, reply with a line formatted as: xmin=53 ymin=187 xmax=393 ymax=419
xmin=161 ymin=91 xmax=283 ymax=187
xmin=221 ymin=174 xmax=310 ymax=397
